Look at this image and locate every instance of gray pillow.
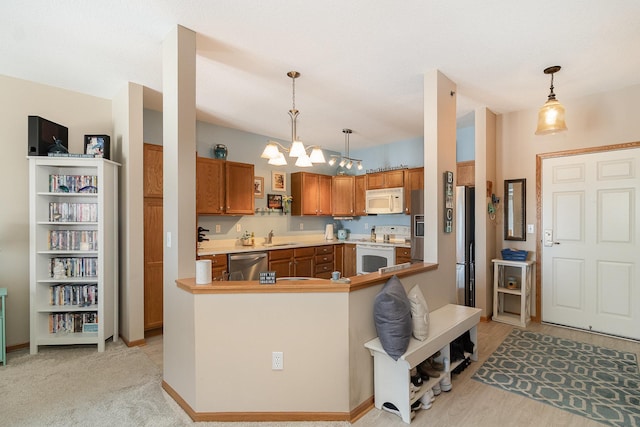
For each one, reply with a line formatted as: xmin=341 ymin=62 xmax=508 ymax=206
xmin=373 ymin=275 xmax=412 ymax=360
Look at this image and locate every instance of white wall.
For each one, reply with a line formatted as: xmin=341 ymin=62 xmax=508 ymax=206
xmin=113 ymin=82 xmax=145 ymax=344
xmin=0 ymin=74 xmax=112 ymax=347
xmin=496 ymin=83 xmax=640 ymax=316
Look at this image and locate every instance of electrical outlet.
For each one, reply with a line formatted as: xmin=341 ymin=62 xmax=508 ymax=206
xmin=236 ymin=224 xmax=241 ymax=232
xmin=272 ymin=351 xmax=283 ymax=370
xmin=365 ymin=223 xmax=369 ymax=230
xmin=215 ymin=224 xmax=221 ymax=233
xmin=299 ymin=223 xmax=304 ymax=230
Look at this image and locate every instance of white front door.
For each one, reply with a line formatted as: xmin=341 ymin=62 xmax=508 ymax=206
xmin=541 ymin=147 xmax=640 ymax=340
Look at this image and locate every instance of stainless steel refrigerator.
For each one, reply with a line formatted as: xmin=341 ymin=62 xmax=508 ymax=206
xmin=456 ymin=186 xmax=475 ymax=307
xmin=410 ymin=189 xmax=424 ymax=261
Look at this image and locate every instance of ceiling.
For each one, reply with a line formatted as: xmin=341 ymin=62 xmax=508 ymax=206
xmin=2 ymin=1 xmax=640 ymax=151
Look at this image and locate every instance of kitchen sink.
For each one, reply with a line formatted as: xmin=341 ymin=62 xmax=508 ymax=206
xmin=262 ymin=242 xmax=299 ymax=247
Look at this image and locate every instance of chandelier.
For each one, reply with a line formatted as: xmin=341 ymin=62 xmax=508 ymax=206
xmin=328 ymin=129 xmax=362 ymax=170
xmin=261 ymin=71 xmax=326 ymax=167
xmin=535 ymin=65 xmax=568 ymax=135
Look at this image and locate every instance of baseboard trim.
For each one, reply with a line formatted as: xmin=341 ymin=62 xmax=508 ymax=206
xmin=120 ymin=335 xmax=146 ymax=347
xmin=7 ymin=342 xmax=29 ymax=353
xmin=349 ymin=396 xmax=374 ymax=423
xmin=162 ymin=380 xmax=370 ymax=423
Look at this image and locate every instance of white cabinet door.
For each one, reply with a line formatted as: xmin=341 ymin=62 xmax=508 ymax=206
xmin=541 ymin=148 xmax=640 ymax=340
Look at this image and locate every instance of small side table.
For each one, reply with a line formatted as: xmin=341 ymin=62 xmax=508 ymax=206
xmin=492 ymin=259 xmax=534 ymax=327
xmin=0 ymin=287 xmax=6 ymax=365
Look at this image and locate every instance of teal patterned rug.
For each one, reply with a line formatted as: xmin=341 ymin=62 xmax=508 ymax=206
xmin=473 ymin=329 xmax=640 ymax=427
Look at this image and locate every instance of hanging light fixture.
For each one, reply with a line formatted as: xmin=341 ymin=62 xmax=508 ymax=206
xmin=328 ymin=129 xmax=363 ymax=170
xmin=261 ymin=71 xmax=326 ymax=167
xmin=535 ymin=65 xmax=568 ymax=135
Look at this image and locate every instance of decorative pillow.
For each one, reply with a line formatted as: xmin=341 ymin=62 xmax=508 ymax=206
xmin=408 ymin=284 xmax=430 ymax=341
xmin=373 ymin=275 xmax=412 ymax=360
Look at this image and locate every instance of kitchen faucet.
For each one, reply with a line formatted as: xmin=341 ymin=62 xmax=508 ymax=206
xmin=267 ymin=230 xmax=274 ymax=244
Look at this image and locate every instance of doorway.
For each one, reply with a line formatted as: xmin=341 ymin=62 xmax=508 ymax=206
xmin=538 ymin=144 xmax=640 ymax=340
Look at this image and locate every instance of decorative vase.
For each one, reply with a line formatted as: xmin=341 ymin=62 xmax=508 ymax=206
xmin=213 ymin=144 xmax=228 ymax=160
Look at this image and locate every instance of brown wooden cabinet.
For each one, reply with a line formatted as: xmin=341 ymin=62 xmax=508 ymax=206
xmin=291 ymin=172 xmax=332 ymax=216
xmin=294 ymin=247 xmax=314 ymax=277
xmin=196 ymin=157 xmax=254 ymax=215
xmin=354 ymin=175 xmax=367 ymax=216
xmin=334 ymin=244 xmax=343 ymax=275
xmin=404 ymin=167 xmax=424 ymax=215
xmin=143 ymin=143 xmax=163 ymax=332
xmin=331 ymin=175 xmax=354 ymax=216
xmin=457 ymin=161 xmax=475 ymax=186
xmin=196 ymin=157 xmax=224 ymax=214
xmin=314 ymin=245 xmax=334 ymax=279
xmin=367 ymin=169 xmax=405 ymax=190
xmin=225 ymin=161 xmax=255 ymax=214
xmin=268 ymin=247 xmax=315 ymax=277
xmin=395 ymin=247 xmax=412 ymax=265
xmin=143 ymin=143 xmax=163 ymax=198
xmin=342 ymin=243 xmax=357 ymax=278
xmin=197 ymin=253 xmax=228 ymax=281
xmin=268 ymin=249 xmax=294 ymax=277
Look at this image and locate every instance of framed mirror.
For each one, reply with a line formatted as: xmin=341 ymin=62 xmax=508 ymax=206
xmin=504 ymin=178 xmax=526 ymax=241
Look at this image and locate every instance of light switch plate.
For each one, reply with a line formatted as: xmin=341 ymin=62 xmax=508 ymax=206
xmin=527 ymin=224 xmax=535 ymax=234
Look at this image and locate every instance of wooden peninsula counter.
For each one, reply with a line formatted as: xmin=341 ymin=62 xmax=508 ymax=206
xmin=165 ymin=262 xmax=439 ymax=423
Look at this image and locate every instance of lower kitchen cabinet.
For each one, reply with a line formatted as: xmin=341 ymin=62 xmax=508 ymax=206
xmin=268 ymin=248 xmax=314 ymax=277
xmin=314 ymin=245 xmax=334 ymax=279
xmin=395 ymin=247 xmax=411 ymax=265
xmin=197 ymin=254 xmax=228 ymax=281
xmin=343 ymin=244 xmax=357 ymax=277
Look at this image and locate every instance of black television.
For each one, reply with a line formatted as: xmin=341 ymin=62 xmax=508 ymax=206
xmin=27 ymin=116 xmax=69 ymax=156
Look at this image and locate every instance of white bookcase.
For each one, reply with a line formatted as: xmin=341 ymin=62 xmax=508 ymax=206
xmin=492 ymin=259 xmax=534 ymax=328
xmin=29 ymin=157 xmax=119 ymax=353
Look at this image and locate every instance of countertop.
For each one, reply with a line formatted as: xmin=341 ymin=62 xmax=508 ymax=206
xmin=197 ymin=237 xmax=410 ymax=256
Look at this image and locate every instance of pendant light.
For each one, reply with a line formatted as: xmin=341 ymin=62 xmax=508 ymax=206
xmin=261 ymin=71 xmax=326 ymax=167
xmin=535 ymin=66 xmax=568 ymax=135
xmin=328 ymin=129 xmax=363 ymax=170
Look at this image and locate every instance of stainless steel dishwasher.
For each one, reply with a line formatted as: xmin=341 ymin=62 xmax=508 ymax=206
xmin=228 ymin=252 xmax=268 ymax=281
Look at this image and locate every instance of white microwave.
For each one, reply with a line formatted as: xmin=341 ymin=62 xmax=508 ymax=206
xmin=365 ymin=187 xmax=404 ymax=214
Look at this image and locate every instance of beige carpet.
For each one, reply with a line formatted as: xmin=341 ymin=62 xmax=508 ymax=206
xmin=0 ymin=341 xmax=351 ymax=427
xmin=0 ymin=341 xmax=190 ymax=426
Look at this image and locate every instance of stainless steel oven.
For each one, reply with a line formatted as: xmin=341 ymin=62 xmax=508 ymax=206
xmin=356 ymin=244 xmax=395 ymax=274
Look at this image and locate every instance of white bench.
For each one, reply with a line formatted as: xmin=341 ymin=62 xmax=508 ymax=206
xmin=364 ymin=304 xmax=482 ymax=424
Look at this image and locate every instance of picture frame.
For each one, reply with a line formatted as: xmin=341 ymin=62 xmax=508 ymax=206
xmin=84 ymin=135 xmax=111 ymax=160
xmin=267 ymin=194 xmax=283 ymax=210
xmin=254 ymin=176 xmax=264 ymax=198
xmin=271 ymin=170 xmax=286 ymax=192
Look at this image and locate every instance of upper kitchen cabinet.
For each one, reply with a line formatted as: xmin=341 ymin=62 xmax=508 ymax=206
xmin=366 ymin=169 xmax=404 ymax=190
xmin=196 ymin=157 xmax=254 ymax=215
xmin=456 ymin=161 xmax=475 ymax=186
xmin=332 ymin=175 xmax=354 ymax=216
xmin=354 ymin=175 xmax=367 ymax=216
xmin=291 ymin=172 xmax=332 ymax=216
xmin=404 ymin=167 xmax=424 ymax=215
xmin=225 ymin=161 xmax=255 ymax=215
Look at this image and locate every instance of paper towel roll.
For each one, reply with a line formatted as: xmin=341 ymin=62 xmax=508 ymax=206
xmin=196 ymin=260 xmax=212 ymax=284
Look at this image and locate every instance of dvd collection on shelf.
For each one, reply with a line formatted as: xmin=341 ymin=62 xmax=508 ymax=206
xmin=49 ymin=284 xmax=98 ymax=306
xmin=48 ymin=229 xmax=98 ymax=251
xmin=49 ymin=202 xmax=98 ymax=222
xmin=49 ymin=257 xmax=98 ymax=279
xmin=49 ymin=174 xmax=98 ymax=193
xmin=49 ymin=312 xmax=98 ymax=334
xmin=31 ymin=157 xmax=119 ymax=353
